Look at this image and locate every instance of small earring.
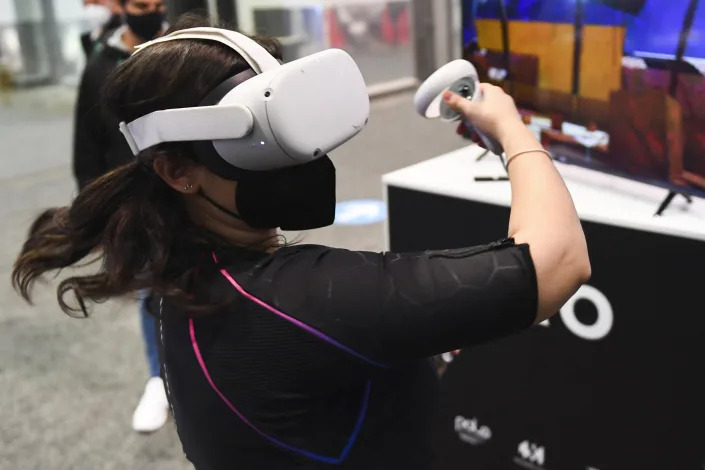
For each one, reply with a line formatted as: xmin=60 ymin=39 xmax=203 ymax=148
xmin=183 ymin=183 xmax=193 ymax=192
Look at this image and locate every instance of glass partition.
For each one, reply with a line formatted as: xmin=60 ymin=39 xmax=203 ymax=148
xmin=236 ymin=0 xmax=416 ymax=91
xmin=0 ymin=0 xmax=91 ymax=86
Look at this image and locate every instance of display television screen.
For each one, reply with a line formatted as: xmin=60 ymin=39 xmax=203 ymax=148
xmin=462 ymin=0 xmax=705 ymax=199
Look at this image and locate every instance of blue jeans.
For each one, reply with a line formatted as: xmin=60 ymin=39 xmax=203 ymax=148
xmin=138 ymin=290 xmax=161 ymax=378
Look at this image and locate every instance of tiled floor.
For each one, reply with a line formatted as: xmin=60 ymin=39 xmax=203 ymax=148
xmin=0 ymin=85 xmax=466 ymax=469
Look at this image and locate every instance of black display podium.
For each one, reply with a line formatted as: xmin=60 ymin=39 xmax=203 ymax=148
xmin=383 ymin=145 xmax=705 ymax=470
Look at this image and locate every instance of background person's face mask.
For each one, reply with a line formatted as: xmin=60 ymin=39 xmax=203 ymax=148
xmin=126 ymin=11 xmax=164 ymax=41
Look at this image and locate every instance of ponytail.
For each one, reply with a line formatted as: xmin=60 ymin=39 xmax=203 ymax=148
xmin=12 ymin=158 xmax=215 ymax=317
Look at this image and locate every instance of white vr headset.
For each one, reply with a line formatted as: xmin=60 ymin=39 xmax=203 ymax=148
xmin=119 ymin=27 xmax=370 ymax=175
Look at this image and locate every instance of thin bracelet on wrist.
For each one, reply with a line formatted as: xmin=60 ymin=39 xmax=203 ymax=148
xmin=505 ymin=149 xmax=552 ymax=168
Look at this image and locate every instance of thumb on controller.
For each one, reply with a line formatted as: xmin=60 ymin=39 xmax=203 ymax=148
xmin=443 ymin=90 xmax=479 ymax=119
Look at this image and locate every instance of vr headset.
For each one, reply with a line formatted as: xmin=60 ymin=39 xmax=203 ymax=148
xmin=119 ymin=27 xmax=370 ymax=177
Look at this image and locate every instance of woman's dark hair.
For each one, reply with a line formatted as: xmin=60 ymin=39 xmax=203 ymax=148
xmin=12 ymin=13 xmax=283 ymax=317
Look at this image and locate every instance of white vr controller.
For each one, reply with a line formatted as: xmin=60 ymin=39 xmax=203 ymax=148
xmin=414 ymin=60 xmax=504 ymax=156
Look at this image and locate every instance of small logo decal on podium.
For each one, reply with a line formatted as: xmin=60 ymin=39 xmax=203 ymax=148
xmin=454 ymin=415 xmax=492 ymax=445
xmin=514 ymin=440 xmax=546 ymax=470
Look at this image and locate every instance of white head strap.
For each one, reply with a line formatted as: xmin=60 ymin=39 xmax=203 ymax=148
xmin=120 ymin=27 xmax=281 ymax=154
xmin=133 ymin=27 xmax=280 ymax=74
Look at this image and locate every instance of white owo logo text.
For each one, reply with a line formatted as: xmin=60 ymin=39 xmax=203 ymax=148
xmin=540 ymin=285 xmax=613 ymax=341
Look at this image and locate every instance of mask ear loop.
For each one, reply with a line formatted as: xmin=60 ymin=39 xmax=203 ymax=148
xmin=197 ymin=189 xmax=244 ymax=221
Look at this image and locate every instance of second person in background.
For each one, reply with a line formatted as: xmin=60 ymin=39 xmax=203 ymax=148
xmin=72 ymin=0 xmax=169 ymax=434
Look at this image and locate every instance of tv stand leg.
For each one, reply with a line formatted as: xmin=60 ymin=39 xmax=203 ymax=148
xmin=655 ymin=191 xmax=677 ymax=217
xmin=655 ymin=191 xmax=691 ymax=217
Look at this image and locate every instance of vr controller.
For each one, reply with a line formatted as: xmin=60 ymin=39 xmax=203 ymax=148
xmin=414 ymin=60 xmax=504 ymax=157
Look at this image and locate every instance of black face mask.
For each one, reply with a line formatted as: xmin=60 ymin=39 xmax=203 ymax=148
xmin=199 ymin=156 xmax=337 ymax=231
xmin=126 ymin=11 xmax=164 ymax=41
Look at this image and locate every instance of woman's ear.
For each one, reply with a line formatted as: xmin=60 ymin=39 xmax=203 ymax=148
xmin=153 ymin=154 xmax=201 ymax=194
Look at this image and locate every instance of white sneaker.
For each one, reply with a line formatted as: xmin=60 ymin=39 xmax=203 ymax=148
xmin=132 ymin=377 xmax=169 ymax=433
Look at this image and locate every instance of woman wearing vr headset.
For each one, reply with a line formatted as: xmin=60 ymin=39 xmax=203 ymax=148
xmin=13 ymin=14 xmax=589 ymax=470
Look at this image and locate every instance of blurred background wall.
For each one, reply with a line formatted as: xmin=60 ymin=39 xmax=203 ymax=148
xmin=0 ymin=0 xmax=462 ymax=91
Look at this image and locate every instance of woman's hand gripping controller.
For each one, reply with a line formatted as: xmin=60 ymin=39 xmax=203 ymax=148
xmin=414 ymin=60 xmax=523 ymax=157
